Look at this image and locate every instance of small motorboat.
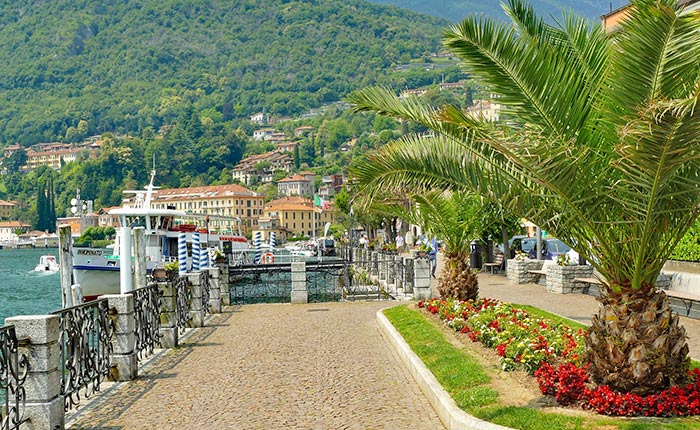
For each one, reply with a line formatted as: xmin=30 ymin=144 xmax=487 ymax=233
xmin=35 ymin=255 xmax=60 ymax=272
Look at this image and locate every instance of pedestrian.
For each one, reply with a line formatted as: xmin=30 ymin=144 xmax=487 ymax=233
xmin=359 ymin=234 xmax=368 ymax=249
xmin=396 ymin=234 xmax=404 ymax=253
xmin=428 ymin=237 xmax=438 ymax=279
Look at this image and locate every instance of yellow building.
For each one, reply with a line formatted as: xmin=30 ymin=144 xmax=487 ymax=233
xmin=149 ymin=184 xmax=265 ymax=234
xmin=0 ymin=199 xmax=15 ymax=220
xmin=264 ymin=196 xmax=335 ymax=238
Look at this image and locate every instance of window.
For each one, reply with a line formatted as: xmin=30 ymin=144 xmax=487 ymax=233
xmin=247 ymin=200 xmax=251 ymax=207
xmin=247 ymin=209 xmax=251 ymax=217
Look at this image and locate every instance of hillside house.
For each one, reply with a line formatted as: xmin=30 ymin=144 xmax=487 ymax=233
xmin=232 ymin=150 xmax=294 ymax=186
xmin=253 ymin=128 xmax=275 ymax=141
xmin=0 ymin=199 xmax=15 ymax=220
xmin=250 ymin=112 xmax=269 ymax=125
xmin=277 ymin=175 xmax=313 ymax=197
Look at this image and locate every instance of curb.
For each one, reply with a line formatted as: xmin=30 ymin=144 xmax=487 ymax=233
xmin=377 ymin=308 xmax=513 ymax=430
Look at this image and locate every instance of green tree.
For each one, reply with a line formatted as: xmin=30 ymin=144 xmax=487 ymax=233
xmin=349 ymin=0 xmax=700 ymax=395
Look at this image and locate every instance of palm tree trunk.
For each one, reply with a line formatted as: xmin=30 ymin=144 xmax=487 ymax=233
xmin=437 ymin=254 xmax=479 ymax=301
xmin=586 ymin=284 xmax=690 ymax=395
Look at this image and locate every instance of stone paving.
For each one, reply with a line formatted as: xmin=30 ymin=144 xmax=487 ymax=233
xmin=69 ymin=302 xmax=445 ymax=430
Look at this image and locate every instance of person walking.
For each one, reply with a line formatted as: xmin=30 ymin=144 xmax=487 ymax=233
xmin=428 ymin=237 xmax=438 ymax=279
xmin=395 ymin=234 xmax=404 ymax=254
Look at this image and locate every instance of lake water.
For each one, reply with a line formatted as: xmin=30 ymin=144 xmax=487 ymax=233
xmin=0 ymin=247 xmax=62 ymax=325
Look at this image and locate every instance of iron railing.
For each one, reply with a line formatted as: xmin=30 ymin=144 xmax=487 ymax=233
xmin=201 ymin=273 xmax=211 ymax=315
xmin=132 ymin=284 xmax=162 ymax=361
xmin=0 ymin=325 xmax=28 ymax=430
xmin=229 ymin=264 xmax=292 ymax=304
xmin=53 ymin=298 xmax=114 ymax=411
xmin=306 ymin=263 xmax=347 ymax=303
xmin=175 ymin=277 xmax=192 ymax=334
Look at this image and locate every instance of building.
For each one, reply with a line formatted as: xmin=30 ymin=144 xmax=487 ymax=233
xmin=252 ymin=215 xmax=287 ymax=243
xmin=602 ymin=0 xmax=700 ymax=31
xmin=0 ymin=221 xmax=32 ymax=244
xmin=466 ymin=99 xmax=501 ymax=123
xmin=0 ymin=200 xmax=15 ymax=220
xmin=252 ymin=128 xmax=275 ymax=141
xmin=277 ymin=175 xmax=313 ymax=197
xmin=56 ymin=213 xmax=99 ymax=236
xmin=263 ymin=196 xmax=335 ymax=238
xmin=148 ymin=184 xmax=265 ymax=234
xmin=249 ymin=112 xmax=269 ymax=125
xmin=276 ymin=141 xmax=298 ymax=153
xmin=232 ymin=150 xmax=294 ymax=186
xmin=294 ymin=125 xmax=315 ymax=137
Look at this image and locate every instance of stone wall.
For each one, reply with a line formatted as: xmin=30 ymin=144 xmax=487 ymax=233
xmin=506 ymin=259 xmax=544 ymax=285
xmin=545 ymin=264 xmax=594 ymax=294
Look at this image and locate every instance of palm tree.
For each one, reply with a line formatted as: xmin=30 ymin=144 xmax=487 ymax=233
xmin=348 ymin=0 xmax=700 ymax=395
xmin=369 ymin=190 xmax=482 ymax=300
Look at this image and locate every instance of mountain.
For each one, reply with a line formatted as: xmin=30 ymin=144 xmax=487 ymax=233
xmin=0 ymin=0 xmax=447 ymax=145
xmin=365 ymin=0 xmax=627 ymax=22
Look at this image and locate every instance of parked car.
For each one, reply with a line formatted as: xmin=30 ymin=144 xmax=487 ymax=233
xmin=527 ymin=238 xmax=571 ymax=260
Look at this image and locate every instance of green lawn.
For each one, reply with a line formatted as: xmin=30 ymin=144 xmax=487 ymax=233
xmin=383 ymin=304 xmax=700 ymax=430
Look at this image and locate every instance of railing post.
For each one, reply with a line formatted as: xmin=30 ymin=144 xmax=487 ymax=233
xmin=185 ymin=273 xmax=205 ymax=327
xmin=291 ymin=262 xmax=307 ymax=304
xmin=216 ymin=263 xmax=231 ymax=306
xmin=403 ymin=257 xmax=415 ymax=294
xmin=207 ymin=268 xmax=222 ymax=313
xmin=158 ymin=278 xmax=179 ymax=348
xmin=413 ymin=257 xmax=431 ymax=300
xmin=103 ymin=294 xmax=138 ymax=381
xmin=5 ymin=315 xmax=64 ymax=430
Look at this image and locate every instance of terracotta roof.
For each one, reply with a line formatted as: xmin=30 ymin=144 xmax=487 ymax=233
xmin=277 ymin=175 xmax=309 ymax=183
xmin=0 ymin=199 xmax=15 ymax=206
xmin=266 ymin=203 xmax=315 ymax=212
xmin=267 ymin=196 xmax=312 ymax=206
xmin=0 ymin=221 xmax=30 ymax=228
xmin=154 ymin=184 xmax=260 ymax=200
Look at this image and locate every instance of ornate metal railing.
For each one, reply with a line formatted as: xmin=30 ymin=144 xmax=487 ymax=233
xmin=1 ymin=325 xmax=28 ymax=430
xmin=54 ymin=298 xmax=114 ymax=411
xmin=175 ymin=277 xmax=192 ymax=334
xmin=132 ymin=284 xmax=162 ymax=361
xmin=229 ymin=264 xmax=292 ymax=304
xmin=201 ymin=273 xmax=211 ymax=315
xmin=306 ymin=263 xmax=347 ymax=303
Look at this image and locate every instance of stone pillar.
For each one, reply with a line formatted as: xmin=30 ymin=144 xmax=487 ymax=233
xmin=378 ymin=254 xmax=387 ymax=281
xmin=403 ymin=257 xmax=414 ymax=294
xmin=158 ymin=279 xmax=179 ymax=348
xmin=5 ymin=315 xmax=64 ymax=430
xmin=413 ymin=257 xmax=431 ymax=300
xmin=545 ymin=264 xmax=594 ymax=294
xmin=216 ymin=263 xmax=231 ymax=306
xmin=185 ymin=272 xmax=205 ymax=328
xmin=207 ymin=267 xmax=222 ymax=313
xmin=103 ymin=294 xmax=138 ymax=381
xmin=291 ymin=262 xmax=308 ymax=304
xmin=371 ymin=251 xmax=379 ymax=277
xmin=394 ymin=255 xmax=403 ymax=289
xmin=506 ymin=259 xmax=544 ymax=285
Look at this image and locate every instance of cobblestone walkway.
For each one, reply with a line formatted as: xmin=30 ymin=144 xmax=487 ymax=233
xmin=69 ymin=302 xmax=445 ymax=430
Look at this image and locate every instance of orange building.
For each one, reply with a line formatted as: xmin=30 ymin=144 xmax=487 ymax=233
xmin=263 ymin=196 xmax=335 ymax=238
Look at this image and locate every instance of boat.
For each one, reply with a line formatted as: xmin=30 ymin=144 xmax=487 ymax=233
xmin=72 ymin=170 xmax=249 ymax=300
xmin=35 ymin=255 xmax=59 ymax=272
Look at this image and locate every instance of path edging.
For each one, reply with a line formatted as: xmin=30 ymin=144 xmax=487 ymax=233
xmin=377 ymin=308 xmax=514 ymax=430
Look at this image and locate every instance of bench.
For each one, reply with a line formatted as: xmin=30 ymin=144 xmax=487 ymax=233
xmin=527 ymin=269 xmax=547 ymax=277
xmin=663 ymin=289 xmax=700 ymax=318
xmin=483 ymin=253 xmax=505 ymax=274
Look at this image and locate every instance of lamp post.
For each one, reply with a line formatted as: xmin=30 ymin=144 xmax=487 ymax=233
xmin=70 ymin=188 xmax=89 ymax=236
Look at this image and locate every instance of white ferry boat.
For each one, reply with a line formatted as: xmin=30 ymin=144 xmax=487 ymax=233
xmin=72 ymin=171 xmax=248 ymax=300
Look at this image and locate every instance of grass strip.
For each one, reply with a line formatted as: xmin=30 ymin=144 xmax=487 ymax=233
xmin=384 ymin=304 xmax=700 ymax=430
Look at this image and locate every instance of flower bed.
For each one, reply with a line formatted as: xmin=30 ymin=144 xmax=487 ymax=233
xmin=418 ymin=298 xmax=700 ymax=417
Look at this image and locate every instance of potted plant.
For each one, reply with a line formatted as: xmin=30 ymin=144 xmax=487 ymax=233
xmin=163 ymin=261 xmax=179 ymax=279
xmin=211 ymin=247 xmax=226 ymax=263
xmin=416 ymin=242 xmax=431 ymax=258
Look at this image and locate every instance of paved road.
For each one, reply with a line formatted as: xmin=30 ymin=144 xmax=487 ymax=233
xmin=69 ymin=302 xmax=445 ymax=430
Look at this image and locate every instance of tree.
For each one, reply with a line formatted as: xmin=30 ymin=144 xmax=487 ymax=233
xmin=349 ymin=0 xmax=700 ymax=395
xmin=372 ymin=191 xmax=481 ymax=300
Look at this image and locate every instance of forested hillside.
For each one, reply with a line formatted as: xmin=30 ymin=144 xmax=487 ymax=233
xmin=366 ymin=0 xmax=625 ymax=22
xmin=0 ymin=0 xmax=446 ymax=146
